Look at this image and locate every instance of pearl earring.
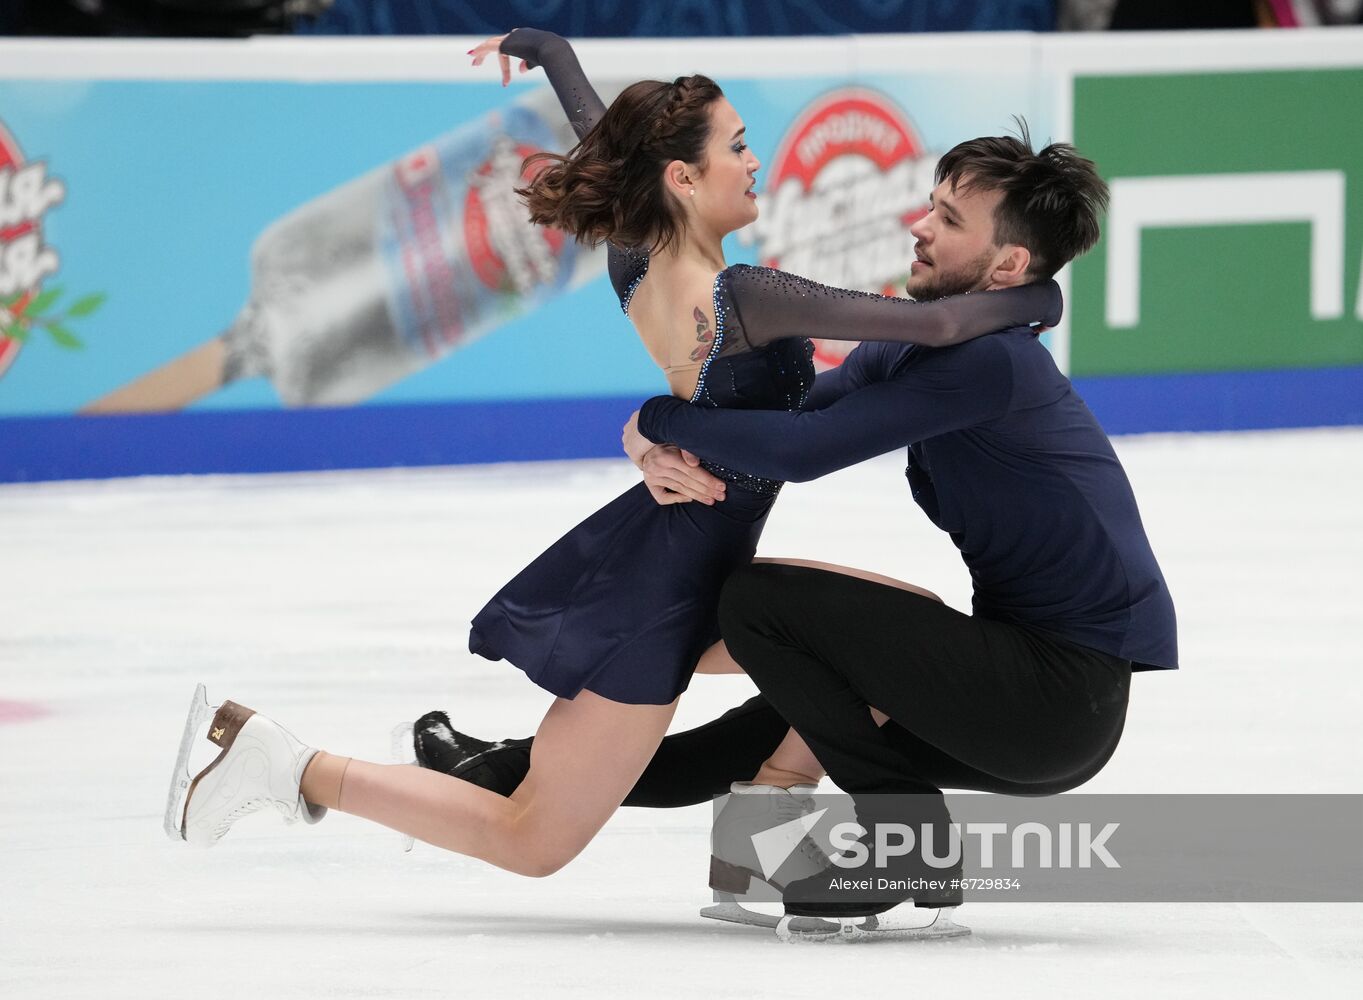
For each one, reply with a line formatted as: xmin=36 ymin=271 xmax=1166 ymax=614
xmin=689 ymin=189 xmax=695 ymax=196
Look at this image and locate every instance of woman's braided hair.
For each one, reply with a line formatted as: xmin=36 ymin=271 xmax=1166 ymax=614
xmin=517 ymin=74 xmax=725 ymax=253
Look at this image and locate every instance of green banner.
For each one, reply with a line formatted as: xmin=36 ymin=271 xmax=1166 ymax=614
xmin=1071 ymin=70 xmax=1363 ymax=377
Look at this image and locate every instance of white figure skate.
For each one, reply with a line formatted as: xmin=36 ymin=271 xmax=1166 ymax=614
xmin=163 ymin=684 xmax=326 ymax=846
xmin=702 ymin=782 xmax=833 ymax=931
xmin=708 ymin=896 xmax=971 ymax=943
xmin=700 ymin=782 xmax=971 ymax=943
xmin=707 ymin=782 xmax=830 ymax=889
xmin=390 ymin=721 xmax=417 ymax=854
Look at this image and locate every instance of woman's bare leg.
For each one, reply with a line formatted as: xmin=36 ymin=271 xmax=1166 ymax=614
xmin=751 ymin=557 xmax=944 ymax=603
xmin=694 ymin=641 xmax=744 ymax=674
xmin=301 ymin=690 xmax=676 ymax=877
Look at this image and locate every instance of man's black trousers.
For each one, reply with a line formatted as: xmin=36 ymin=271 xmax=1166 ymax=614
xmin=717 ymin=564 xmax=1132 ymax=800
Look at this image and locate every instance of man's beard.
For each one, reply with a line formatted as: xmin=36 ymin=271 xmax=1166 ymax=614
xmin=907 ymin=248 xmax=995 ymax=302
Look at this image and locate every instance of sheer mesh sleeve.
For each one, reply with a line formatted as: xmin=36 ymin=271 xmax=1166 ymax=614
xmin=501 ymin=28 xmax=606 ymax=139
xmin=501 ymin=28 xmax=647 ymax=309
xmin=722 ymin=265 xmax=1062 ymax=353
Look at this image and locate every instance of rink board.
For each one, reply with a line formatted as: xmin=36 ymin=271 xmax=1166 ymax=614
xmin=4 ymin=367 xmax=1363 ymax=481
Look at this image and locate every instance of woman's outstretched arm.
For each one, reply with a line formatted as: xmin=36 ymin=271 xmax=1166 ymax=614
xmin=481 ymin=28 xmax=608 ymax=139
xmin=726 ymin=265 xmax=1062 ymax=350
xmin=474 ymin=30 xmax=645 ymax=300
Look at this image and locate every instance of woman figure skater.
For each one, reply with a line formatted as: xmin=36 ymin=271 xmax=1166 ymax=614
xmin=164 ymin=28 xmax=1059 ymax=885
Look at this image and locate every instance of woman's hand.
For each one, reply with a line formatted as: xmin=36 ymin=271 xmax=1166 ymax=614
xmin=621 ymin=410 xmax=652 ymax=468
xmin=468 ymin=33 xmax=530 ymax=86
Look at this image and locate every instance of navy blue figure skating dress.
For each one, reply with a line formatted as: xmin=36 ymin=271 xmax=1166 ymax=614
xmin=466 ymin=30 xmax=1063 ymax=705
xmin=469 ymin=255 xmax=814 ymax=704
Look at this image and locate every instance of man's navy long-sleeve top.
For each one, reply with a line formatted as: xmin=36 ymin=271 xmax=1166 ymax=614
xmin=638 ymin=328 xmax=1178 ymax=671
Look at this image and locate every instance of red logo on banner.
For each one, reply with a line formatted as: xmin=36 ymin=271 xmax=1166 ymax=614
xmin=463 ymin=136 xmax=565 ymax=294
xmin=745 ymin=90 xmax=938 ymax=370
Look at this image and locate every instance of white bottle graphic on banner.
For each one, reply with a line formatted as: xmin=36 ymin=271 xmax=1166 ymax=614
xmin=85 ymin=86 xmax=621 ymax=412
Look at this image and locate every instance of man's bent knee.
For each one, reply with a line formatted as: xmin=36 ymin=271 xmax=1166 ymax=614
xmin=719 ymin=563 xmax=815 ymax=681
xmin=718 ymin=563 xmax=780 ymax=653
xmin=720 ymin=562 xmax=772 ymax=611
xmin=720 ymin=562 xmax=806 ymax=621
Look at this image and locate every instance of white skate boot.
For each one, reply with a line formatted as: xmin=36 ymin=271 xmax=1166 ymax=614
xmin=163 ymin=684 xmax=326 ymax=847
xmin=390 ymin=721 xmax=417 ymax=854
xmin=702 ymin=782 xmax=832 ymax=929
xmin=703 ymin=783 xmax=972 ymax=943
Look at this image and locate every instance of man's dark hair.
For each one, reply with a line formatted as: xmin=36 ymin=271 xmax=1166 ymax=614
xmin=934 ymin=119 xmax=1109 ymax=280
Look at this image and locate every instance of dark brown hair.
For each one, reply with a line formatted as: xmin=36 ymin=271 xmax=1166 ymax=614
xmin=935 ymin=119 xmax=1110 ymax=279
xmin=517 ymin=75 xmax=725 ymax=253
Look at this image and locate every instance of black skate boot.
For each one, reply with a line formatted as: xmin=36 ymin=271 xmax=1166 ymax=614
xmin=775 ymin=796 xmax=968 ymax=941
xmin=775 ymin=851 xmax=967 ymax=942
xmin=780 ymin=847 xmax=963 ymax=918
xmin=412 ymin=710 xmax=532 ymax=797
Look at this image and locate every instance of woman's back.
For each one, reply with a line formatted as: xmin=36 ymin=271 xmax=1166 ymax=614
xmin=625 ymin=258 xmax=725 ymax=401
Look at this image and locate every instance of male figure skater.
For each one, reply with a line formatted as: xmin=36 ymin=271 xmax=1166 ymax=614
xmin=418 ymin=127 xmax=1177 ymax=919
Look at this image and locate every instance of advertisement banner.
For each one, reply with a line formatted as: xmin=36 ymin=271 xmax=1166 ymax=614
xmin=1070 ymin=69 xmax=1363 ymax=377
xmin=0 ymin=79 xmax=646 ymax=417
xmin=0 ymin=43 xmax=1045 ymax=480
xmin=2 ymin=31 xmax=1361 ymax=481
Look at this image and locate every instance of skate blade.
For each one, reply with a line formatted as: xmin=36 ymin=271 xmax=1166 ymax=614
xmin=701 ymin=896 xmax=842 ymax=935
xmin=390 ymin=722 xmax=416 ymax=854
xmin=163 ymin=683 xmax=212 ymax=842
xmin=776 ymin=906 xmax=971 ymax=943
xmin=700 ymin=901 xmax=781 ymax=929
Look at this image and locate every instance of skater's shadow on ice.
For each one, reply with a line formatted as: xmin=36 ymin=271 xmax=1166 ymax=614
xmin=162 ymin=914 xmax=1097 ymax=947
xmin=411 ymin=912 xmax=726 ymax=940
xmin=158 ymin=915 xmax=706 ymax=941
xmin=413 ymin=913 xmax=1092 ymax=948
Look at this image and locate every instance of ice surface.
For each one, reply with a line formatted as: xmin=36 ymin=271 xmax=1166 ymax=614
xmin=2 ymin=429 xmax=1360 ymax=999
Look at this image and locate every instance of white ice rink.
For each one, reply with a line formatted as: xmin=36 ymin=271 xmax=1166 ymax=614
xmin=2 ymin=428 xmax=1361 ymax=999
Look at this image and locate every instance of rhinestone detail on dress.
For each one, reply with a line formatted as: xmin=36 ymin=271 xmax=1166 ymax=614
xmin=690 ymin=270 xmax=728 ymax=404
xmin=621 ymin=254 xmax=651 ymax=316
